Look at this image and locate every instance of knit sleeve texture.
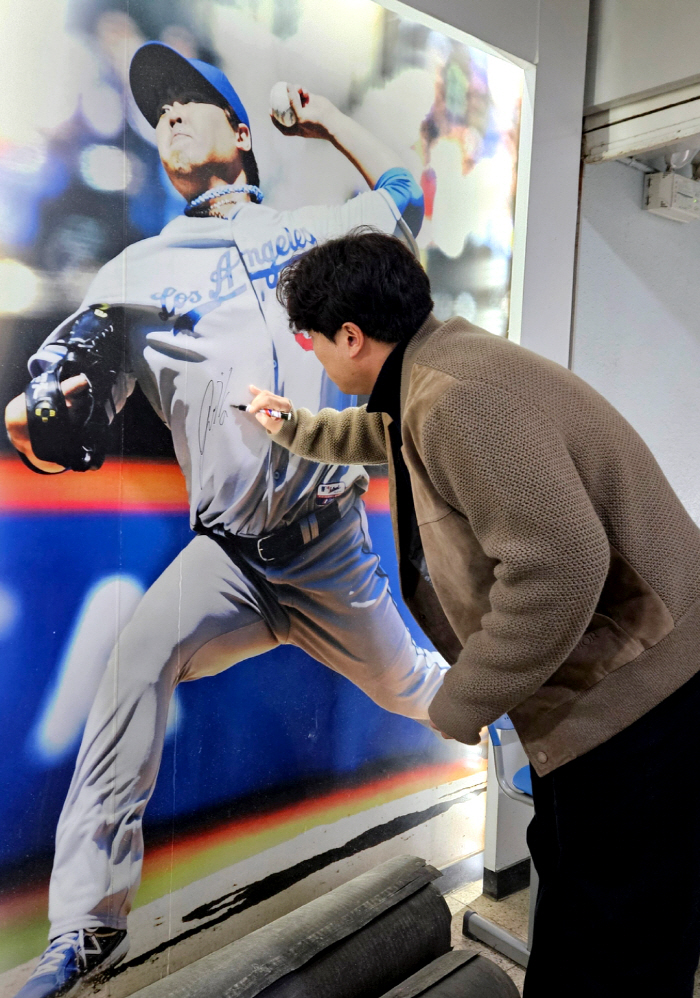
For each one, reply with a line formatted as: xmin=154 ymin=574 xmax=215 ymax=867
xmin=274 ymin=404 xmax=388 ymax=466
xmin=425 ymin=380 xmax=612 ymax=743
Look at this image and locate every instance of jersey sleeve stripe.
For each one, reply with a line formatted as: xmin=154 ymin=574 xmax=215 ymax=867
xmin=373 ymin=167 xmax=425 ymax=238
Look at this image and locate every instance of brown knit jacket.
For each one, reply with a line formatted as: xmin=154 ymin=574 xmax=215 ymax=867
xmin=275 ymin=314 xmax=700 ymax=775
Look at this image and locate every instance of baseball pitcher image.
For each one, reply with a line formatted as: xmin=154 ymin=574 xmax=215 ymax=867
xmin=4 ymin=42 xmax=448 ymax=998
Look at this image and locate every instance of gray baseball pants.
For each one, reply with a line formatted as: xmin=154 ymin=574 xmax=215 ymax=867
xmin=48 ymin=497 xmax=448 ymax=937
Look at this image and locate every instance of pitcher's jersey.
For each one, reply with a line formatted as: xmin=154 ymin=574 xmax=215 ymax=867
xmin=30 ymin=172 xmax=423 ymax=536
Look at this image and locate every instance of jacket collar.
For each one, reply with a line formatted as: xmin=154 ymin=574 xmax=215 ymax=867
xmin=366 ymin=313 xmax=442 ymax=424
xmin=400 ymin=312 xmax=442 ymax=419
xmin=366 ymin=333 xmax=409 ymax=423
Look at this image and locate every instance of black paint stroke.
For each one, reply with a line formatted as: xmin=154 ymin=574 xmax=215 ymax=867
xmin=111 ymin=786 xmax=483 ymax=975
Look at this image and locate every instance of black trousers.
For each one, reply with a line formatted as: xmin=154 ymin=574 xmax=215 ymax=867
xmin=524 ymin=669 xmax=700 ymax=998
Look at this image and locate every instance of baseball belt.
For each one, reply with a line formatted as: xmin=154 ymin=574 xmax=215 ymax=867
xmin=204 ymin=499 xmax=343 ymax=567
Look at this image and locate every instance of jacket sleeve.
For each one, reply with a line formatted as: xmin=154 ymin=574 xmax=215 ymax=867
xmin=274 ymin=404 xmax=388 ymax=466
xmin=423 ymin=381 xmax=611 ymax=744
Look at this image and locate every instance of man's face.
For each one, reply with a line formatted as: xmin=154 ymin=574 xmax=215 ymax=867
xmin=309 ymin=330 xmax=352 ymax=392
xmin=309 ymin=327 xmax=382 ymax=396
xmin=155 ymin=100 xmax=250 ymax=195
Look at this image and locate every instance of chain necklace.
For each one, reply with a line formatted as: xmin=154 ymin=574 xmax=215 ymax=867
xmin=185 ymin=183 xmax=264 ymax=218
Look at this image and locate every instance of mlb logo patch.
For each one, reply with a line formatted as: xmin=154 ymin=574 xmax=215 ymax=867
xmin=316 ymin=482 xmax=347 ymax=505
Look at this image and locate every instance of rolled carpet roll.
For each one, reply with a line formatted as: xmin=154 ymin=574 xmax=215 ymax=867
xmin=258 ymin=883 xmax=451 ymax=998
xmin=134 ymin=856 xmax=451 ymax=998
xmin=378 ymin=950 xmax=521 ymax=998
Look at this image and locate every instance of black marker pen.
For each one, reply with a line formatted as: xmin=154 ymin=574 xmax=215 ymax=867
xmin=233 ymin=404 xmax=293 ymax=421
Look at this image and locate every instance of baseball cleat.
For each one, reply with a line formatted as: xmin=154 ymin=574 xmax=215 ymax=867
xmin=14 ymin=929 xmax=129 ymax=998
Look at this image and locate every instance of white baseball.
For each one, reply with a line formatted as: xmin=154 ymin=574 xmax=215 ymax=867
xmin=270 ymin=81 xmax=298 ymax=128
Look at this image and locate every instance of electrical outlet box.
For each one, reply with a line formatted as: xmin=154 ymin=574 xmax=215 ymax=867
xmin=643 ymin=171 xmax=700 ymax=223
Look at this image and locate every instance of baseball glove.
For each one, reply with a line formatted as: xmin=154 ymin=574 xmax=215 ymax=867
xmin=23 ymin=304 xmax=127 ymax=472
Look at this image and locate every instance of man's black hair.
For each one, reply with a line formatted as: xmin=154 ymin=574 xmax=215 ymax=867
xmin=159 ymin=86 xmax=260 ymax=190
xmin=276 ymin=229 xmax=433 ymax=343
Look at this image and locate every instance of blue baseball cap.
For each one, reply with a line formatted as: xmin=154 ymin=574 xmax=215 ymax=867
xmin=130 ymin=42 xmax=250 ymax=130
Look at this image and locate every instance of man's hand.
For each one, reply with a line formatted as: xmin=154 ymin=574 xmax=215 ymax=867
xmin=269 ymin=84 xmax=337 ymax=141
xmin=269 ymin=82 xmax=401 ymax=190
xmin=5 ymin=374 xmax=90 ymax=473
xmin=428 ymin=720 xmax=454 ymax=740
xmin=245 ymin=384 xmax=293 ymax=434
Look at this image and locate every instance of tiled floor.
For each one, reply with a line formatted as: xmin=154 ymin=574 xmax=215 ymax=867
xmin=445 ymin=881 xmax=526 ymax=994
xmin=445 ymin=881 xmax=700 ymax=997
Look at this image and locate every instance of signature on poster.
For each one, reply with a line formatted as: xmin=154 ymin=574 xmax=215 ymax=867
xmin=198 ymin=368 xmax=233 ymax=458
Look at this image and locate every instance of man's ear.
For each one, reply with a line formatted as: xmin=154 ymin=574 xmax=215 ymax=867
xmin=341 ymin=322 xmax=365 ymax=358
xmin=235 ymin=123 xmax=252 ymax=152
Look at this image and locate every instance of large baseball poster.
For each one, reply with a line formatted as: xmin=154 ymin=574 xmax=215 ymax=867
xmin=0 ymin=1 xmax=524 ymax=995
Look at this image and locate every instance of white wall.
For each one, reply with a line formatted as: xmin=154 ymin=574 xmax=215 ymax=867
xmin=586 ymin=0 xmax=700 ymax=111
xmin=519 ymin=0 xmax=590 ymax=365
xmin=404 ymin=0 xmax=539 ymax=65
xmin=572 ymin=160 xmax=700 ymax=523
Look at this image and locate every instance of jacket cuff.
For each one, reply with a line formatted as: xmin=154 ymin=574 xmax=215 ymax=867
xmin=269 ymin=409 xmax=298 ymax=448
xmin=427 ymin=683 xmax=483 ymax=745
